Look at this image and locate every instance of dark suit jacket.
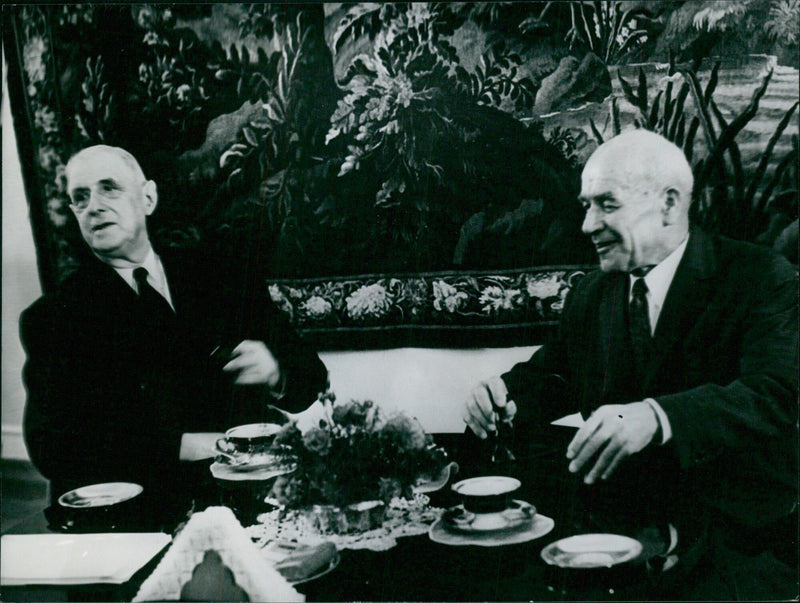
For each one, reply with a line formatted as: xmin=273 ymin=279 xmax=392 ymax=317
xmin=20 ymin=246 xmax=328 ymax=505
xmin=502 ymin=230 xmax=797 ymax=594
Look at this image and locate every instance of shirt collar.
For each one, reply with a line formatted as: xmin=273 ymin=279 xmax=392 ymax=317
xmin=114 ymin=248 xmax=163 ymax=291
xmin=633 ymin=236 xmax=689 ymax=310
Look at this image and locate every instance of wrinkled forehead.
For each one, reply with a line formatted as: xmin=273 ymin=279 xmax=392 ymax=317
xmin=66 ymin=149 xmax=141 ymax=189
xmin=580 ymin=155 xmax=630 ymax=198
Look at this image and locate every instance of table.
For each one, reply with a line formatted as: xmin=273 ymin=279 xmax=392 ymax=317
xmin=1 ymin=432 xmax=664 ymax=602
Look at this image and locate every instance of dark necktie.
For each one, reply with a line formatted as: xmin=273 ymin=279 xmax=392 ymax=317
xmin=133 ymin=267 xmax=174 ymax=325
xmin=629 ymin=276 xmax=653 ymax=379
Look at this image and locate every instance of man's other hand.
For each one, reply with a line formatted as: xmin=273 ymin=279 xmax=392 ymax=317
xmin=223 ymin=340 xmax=280 ymax=386
xmin=566 ymin=402 xmax=659 ymax=484
xmin=462 ymin=376 xmax=517 ymax=439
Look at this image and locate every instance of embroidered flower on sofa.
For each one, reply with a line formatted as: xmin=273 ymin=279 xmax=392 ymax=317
xmin=302 ymin=295 xmax=333 ymax=320
xmin=525 ymin=272 xmax=565 ymax=299
xmin=550 ymin=287 xmax=570 ymax=313
xmin=479 ymin=286 xmax=521 ymax=315
xmin=432 ymin=280 xmax=468 ymax=313
xmin=269 ymin=284 xmax=294 ymax=319
xmin=346 ymin=283 xmax=392 ymax=320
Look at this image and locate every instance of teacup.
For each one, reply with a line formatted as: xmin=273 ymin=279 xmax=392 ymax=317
xmin=451 ymin=475 xmax=521 ymax=514
xmin=215 ymin=423 xmax=282 ymax=463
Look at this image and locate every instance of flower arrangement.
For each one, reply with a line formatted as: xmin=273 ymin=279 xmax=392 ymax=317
xmin=269 ymin=398 xmax=449 ymax=510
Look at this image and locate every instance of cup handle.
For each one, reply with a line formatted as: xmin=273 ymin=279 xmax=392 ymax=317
xmin=215 ymin=439 xmax=238 ymax=463
xmin=504 ymin=499 xmax=535 ymax=519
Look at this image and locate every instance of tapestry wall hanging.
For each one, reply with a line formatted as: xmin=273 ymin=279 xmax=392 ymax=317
xmin=5 ymin=3 xmax=797 ymax=348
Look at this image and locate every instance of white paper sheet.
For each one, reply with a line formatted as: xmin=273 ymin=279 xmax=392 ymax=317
xmin=1 ymin=532 xmax=171 ymax=585
xmin=550 ymin=412 xmax=585 ymax=428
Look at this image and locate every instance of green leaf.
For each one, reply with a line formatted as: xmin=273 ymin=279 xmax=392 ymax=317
xmin=589 ymin=118 xmax=604 ymax=144
xmin=242 ymin=126 xmax=258 ymax=146
xmin=636 ymin=67 xmax=648 ymax=115
xmin=618 ymin=72 xmax=637 ymax=107
xmin=684 ymin=117 xmax=700 ymax=163
xmin=703 ymin=62 xmax=720 ymax=105
xmin=747 ymin=101 xmax=799 ymax=210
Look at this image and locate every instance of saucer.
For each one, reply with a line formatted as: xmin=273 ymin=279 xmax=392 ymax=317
xmin=430 ymin=512 xmax=554 ymax=547
xmin=210 ymin=461 xmax=296 ymax=482
xmin=442 ymin=500 xmax=535 ymax=533
xmin=541 ymin=534 xmax=643 ymax=568
xmin=214 ymin=451 xmax=289 ymax=472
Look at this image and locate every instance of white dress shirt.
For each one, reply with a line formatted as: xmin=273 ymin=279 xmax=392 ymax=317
xmin=629 ymin=236 xmax=689 ymax=445
xmin=630 ymin=237 xmax=688 ymax=560
xmin=114 ymin=248 xmax=175 ymax=310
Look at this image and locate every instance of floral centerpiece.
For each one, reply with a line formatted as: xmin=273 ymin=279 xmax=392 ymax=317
xmin=268 ymin=396 xmax=449 ymax=534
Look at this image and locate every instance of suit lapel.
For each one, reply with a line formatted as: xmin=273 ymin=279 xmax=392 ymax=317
xmin=644 ymin=230 xmax=717 ymax=388
xmin=159 ymin=249 xmax=196 ymax=316
xmin=81 ymin=255 xmax=139 ymax=310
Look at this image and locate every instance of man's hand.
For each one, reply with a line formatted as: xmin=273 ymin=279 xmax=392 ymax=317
xmin=462 ymin=376 xmax=517 ymax=439
xmin=223 ymin=340 xmax=280 ymax=386
xmin=566 ymin=402 xmax=659 ymax=484
xmin=179 ymin=432 xmax=224 ymax=461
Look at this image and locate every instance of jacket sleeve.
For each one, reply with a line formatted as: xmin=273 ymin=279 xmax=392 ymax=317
xmin=501 ymin=277 xmax=584 ymax=427
xmin=253 ymin=284 xmax=329 ymax=413
xmin=230 ymin=266 xmax=328 ymax=415
xmin=20 ymin=296 xmax=184 ymax=487
xmin=20 ymin=297 xmax=68 ymax=481
xmin=656 ymin=256 xmax=798 ymax=470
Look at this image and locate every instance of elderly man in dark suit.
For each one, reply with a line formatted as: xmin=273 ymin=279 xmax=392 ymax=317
xmin=463 ymin=130 xmax=797 ymax=599
xmin=21 ymin=145 xmax=328 ymax=514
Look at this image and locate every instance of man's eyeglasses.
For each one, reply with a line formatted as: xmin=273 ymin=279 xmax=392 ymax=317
xmin=68 ymin=191 xmax=93 ymax=212
xmin=68 ymin=179 xmax=143 ymax=212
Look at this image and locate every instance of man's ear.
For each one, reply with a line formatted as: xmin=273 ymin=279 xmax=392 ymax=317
xmin=142 ymin=180 xmax=158 ymax=216
xmin=661 ymin=187 xmax=682 ymax=226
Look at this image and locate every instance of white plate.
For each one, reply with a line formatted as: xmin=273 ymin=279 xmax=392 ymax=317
xmin=58 ymin=482 xmax=143 ymax=508
xmin=541 ymin=534 xmax=643 ymax=568
xmin=429 ymin=513 xmax=554 ymax=547
xmin=442 ymin=500 xmax=535 ymax=533
xmin=1 ymin=533 xmax=171 ymax=585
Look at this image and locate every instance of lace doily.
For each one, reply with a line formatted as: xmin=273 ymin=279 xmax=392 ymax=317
xmin=247 ymin=494 xmax=443 ymax=552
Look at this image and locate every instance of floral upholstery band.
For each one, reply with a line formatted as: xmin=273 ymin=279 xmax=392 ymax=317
xmin=268 ymin=266 xmax=593 ymax=350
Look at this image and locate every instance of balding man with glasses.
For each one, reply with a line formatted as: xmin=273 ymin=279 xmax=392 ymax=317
xmin=20 ymin=145 xmax=327 ymax=520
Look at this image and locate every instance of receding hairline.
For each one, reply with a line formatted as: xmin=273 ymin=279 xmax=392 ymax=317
xmin=65 ymin=145 xmax=146 ymax=183
xmin=584 ymin=129 xmax=694 ymax=199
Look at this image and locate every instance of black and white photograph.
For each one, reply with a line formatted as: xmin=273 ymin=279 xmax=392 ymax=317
xmin=1 ymin=2 xmax=797 ymax=601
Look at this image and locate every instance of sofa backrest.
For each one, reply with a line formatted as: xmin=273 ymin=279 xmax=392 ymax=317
xmin=320 ymin=346 xmax=539 ymax=433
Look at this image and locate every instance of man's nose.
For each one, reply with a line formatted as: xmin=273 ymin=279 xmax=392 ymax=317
xmin=85 ymin=190 xmax=104 ymax=214
xmin=581 ymin=205 xmax=602 ymax=235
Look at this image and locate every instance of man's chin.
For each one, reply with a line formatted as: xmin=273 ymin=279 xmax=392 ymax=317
xmin=597 ymin=256 xmax=626 ymax=273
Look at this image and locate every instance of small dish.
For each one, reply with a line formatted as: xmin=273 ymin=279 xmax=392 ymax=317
xmin=58 ymin=482 xmax=143 ymax=508
xmin=429 ymin=513 xmax=554 ymax=547
xmin=261 ymin=541 xmax=340 ymax=584
xmin=215 ymin=452 xmax=289 ymax=472
xmin=541 ymin=533 xmax=643 ymax=568
xmin=442 ymin=499 xmax=535 ymax=533
xmin=210 ymin=461 xmax=296 ymax=482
